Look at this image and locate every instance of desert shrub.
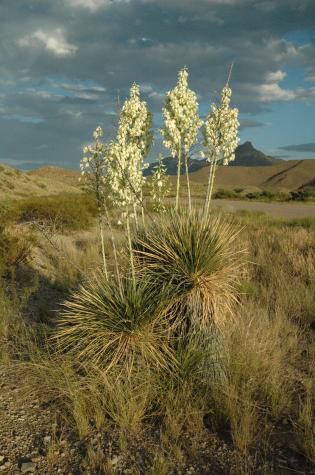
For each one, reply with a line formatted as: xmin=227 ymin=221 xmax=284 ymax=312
xmin=290 ymin=187 xmax=315 ymax=201
xmin=132 ymin=208 xmax=245 ymax=331
xmin=245 ymin=191 xmax=261 ymax=200
xmin=260 ymin=189 xmax=276 ymax=200
xmin=15 ymin=193 xmax=98 ymax=231
xmin=55 ymin=273 xmax=175 ymax=374
xmin=213 ymin=188 xmax=237 ymax=199
xmin=0 ymin=225 xmax=33 ymax=279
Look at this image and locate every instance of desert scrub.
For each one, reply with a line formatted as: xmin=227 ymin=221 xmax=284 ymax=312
xmin=0 ymin=224 xmax=33 ymax=279
xmin=132 ymin=207 xmax=246 ymax=331
xmin=15 ymin=193 xmax=98 ymax=232
xmin=55 ymin=273 xmax=175 ymax=375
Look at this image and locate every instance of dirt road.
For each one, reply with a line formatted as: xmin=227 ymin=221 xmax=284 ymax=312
xmin=212 ymin=199 xmax=315 ymax=219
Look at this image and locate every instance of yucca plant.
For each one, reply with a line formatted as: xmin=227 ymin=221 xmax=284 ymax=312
xmin=54 ymin=272 xmax=175 ymax=376
xmin=133 ymin=207 xmax=245 ymax=331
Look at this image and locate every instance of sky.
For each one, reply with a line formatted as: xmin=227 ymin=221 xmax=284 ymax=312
xmin=0 ymin=0 xmax=315 ymax=170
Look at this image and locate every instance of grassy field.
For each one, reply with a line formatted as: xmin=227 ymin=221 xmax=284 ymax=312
xmin=0 ymin=191 xmax=314 ymax=474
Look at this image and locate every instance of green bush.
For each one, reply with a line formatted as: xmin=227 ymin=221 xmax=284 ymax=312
xmin=213 ymin=188 xmax=238 ymax=199
xmin=15 ymin=193 xmax=98 ymax=232
xmin=290 ymin=188 xmax=315 ymax=201
xmin=245 ymin=191 xmax=261 ymax=200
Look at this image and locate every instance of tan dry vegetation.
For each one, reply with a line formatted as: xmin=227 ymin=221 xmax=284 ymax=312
xmin=0 ymin=204 xmax=314 ymax=474
xmin=29 ymin=166 xmax=82 ymax=188
xmin=0 ymin=164 xmax=81 ymax=200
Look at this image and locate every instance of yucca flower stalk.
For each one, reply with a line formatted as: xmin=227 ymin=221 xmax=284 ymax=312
xmin=203 ymin=83 xmax=239 ymax=214
xmin=150 ymin=154 xmax=170 ymax=213
xmin=160 ymin=67 xmax=202 ymax=212
xmin=80 ymin=126 xmax=109 ymax=277
xmin=106 ymin=84 xmax=153 ymax=280
xmin=106 ymin=140 xmax=143 ymax=281
xmin=54 ymin=273 xmax=176 ymax=378
xmin=116 ymin=83 xmax=153 ymax=225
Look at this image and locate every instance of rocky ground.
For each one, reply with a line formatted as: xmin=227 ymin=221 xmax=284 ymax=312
xmin=0 ymin=366 xmax=83 ymax=474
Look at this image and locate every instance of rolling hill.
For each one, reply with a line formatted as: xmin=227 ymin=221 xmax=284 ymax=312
xmin=0 ymin=164 xmax=81 ymax=200
xmin=28 ymin=166 xmax=82 ymax=188
xmin=0 ymin=153 xmax=314 ymax=202
xmin=187 ymin=159 xmax=315 ymax=191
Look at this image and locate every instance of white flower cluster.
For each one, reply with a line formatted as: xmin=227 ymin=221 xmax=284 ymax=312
xmin=80 ymin=126 xmax=107 ymax=197
xmin=117 ymin=83 xmax=153 ymax=156
xmin=203 ymin=86 xmax=240 ymax=165
xmin=160 ymin=67 xmax=203 ymax=157
xmin=106 ymin=140 xmax=144 ymax=208
xmin=150 ymin=154 xmax=169 ymax=213
xmin=106 ymin=84 xmax=152 ymax=212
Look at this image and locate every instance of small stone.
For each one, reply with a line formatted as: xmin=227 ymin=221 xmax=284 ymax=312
xmin=21 ymin=462 xmax=36 ymax=473
xmin=44 ymin=436 xmax=51 ymax=444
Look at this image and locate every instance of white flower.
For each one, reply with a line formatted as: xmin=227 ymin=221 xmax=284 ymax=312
xmin=160 ymin=67 xmax=203 ymax=157
xmin=79 ymin=125 xmax=108 ymax=199
xmin=203 ymin=86 xmax=240 ymax=165
xmin=105 ymin=83 xmax=153 ymax=219
xmin=117 ymin=83 xmax=153 ymax=157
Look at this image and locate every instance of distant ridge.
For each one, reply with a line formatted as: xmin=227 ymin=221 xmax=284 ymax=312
xmin=231 ymin=141 xmax=282 ymax=167
xmin=145 ymin=141 xmax=283 ymax=176
xmin=186 ymin=159 xmax=315 ymax=191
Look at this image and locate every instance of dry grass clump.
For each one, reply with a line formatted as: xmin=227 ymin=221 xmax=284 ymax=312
xmin=209 ymin=302 xmax=302 ymax=453
xmin=245 ymin=223 xmax=315 ymax=327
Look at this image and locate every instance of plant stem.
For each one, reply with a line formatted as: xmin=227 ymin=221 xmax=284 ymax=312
xmin=102 ymin=201 xmax=122 ymax=292
xmin=133 ymin=202 xmax=139 ymax=229
xmin=184 ymin=153 xmax=192 ymax=212
xmin=98 ymin=209 xmax=108 ymax=279
xmin=98 ymin=209 xmax=108 ymax=278
xmin=126 ymin=213 xmax=135 ymax=286
xmin=205 ymin=153 xmax=217 ymax=215
xmin=175 ymin=147 xmax=182 ymax=211
xmin=140 ymin=189 xmax=145 ymax=227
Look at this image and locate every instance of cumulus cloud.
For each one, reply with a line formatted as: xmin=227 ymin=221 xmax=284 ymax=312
xmin=18 ymin=29 xmax=78 ymax=57
xmin=265 ymin=70 xmax=286 ymax=82
xmin=256 ymin=82 xmax=297 ymax=102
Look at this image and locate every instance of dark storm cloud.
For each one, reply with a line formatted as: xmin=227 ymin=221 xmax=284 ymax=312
xmin=239 ymin=119 xmax=267 ymax=130
xmin=279 ymin=142 xmax=315 ymax=152
xmin=0 ymin=0 xmax=315 ymax=168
